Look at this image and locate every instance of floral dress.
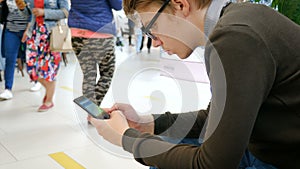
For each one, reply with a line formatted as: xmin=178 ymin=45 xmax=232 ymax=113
xmin=26 ymin=23 xmax=61 ymax=82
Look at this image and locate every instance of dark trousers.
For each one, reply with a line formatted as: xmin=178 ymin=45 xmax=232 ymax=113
xmin=140 ymin=36 xmax=152 ymax=50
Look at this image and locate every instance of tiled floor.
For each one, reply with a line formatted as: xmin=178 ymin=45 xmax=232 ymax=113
xmin=0 ymin=41 xmax=211 ymax=169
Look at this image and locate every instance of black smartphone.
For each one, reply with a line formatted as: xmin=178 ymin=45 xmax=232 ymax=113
xmin=73 ymin=96 xmax=110 ymax=119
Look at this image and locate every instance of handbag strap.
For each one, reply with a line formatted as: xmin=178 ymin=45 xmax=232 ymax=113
xmin=56 ymin=8 xmax=69 ymax=26
xmin=34 ymin=0 xmax=44 ymax=25
xmin=55 ymin=8 xmax=70 ymax=40
xmin=61 ymin=8 xmax=68 ymax=18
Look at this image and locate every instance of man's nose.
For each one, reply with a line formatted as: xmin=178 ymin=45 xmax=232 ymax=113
xmin=152 ymin=38 xmax=162 ymax=47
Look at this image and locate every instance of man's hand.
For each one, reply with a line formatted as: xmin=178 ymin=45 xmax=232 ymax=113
xmin=15 ymin=0 xmax=26 ymax=10
xmin=108 ymin=103 xmax=141 ymax=129
xmin=87 ymin=110 xmax=130 ymax=147
xmin=109 ymin=103 xmax=155 ymax=134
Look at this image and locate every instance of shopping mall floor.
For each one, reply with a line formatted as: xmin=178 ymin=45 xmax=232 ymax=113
xmin=0 ymin=41 xmax=211 ymax=169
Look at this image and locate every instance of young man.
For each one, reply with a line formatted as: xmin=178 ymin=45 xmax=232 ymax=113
xmin=88 ymin=0 xmax=300 ymax=168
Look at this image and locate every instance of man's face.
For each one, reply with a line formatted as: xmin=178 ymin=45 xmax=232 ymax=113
xmin=136 ymin=7 xmax=204 ymax=59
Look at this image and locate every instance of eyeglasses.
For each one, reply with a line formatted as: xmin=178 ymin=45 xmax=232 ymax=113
xmin=141 ymin=0 xmax=171 ymax=40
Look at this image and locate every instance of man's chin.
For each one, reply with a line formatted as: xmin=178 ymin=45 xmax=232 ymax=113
xmin=179 ymin=51 xmax=193 ymax=60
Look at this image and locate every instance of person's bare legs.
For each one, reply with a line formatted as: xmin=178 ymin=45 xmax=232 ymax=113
xmin=38 ymin=78 xmax=55 ymax=106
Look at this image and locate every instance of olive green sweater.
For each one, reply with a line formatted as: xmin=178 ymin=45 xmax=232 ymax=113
xmin=122 ymin=3 xmax=300 ymax=169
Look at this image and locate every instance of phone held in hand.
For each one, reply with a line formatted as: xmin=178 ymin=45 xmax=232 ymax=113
xmin=73 ymin=96 xmax=110 ymax=119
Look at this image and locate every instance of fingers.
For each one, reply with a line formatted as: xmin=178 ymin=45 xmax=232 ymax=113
xmin=87 ymin=115 xmax=99 ymax=126
xmin=111 ymin=110 xmax=126 ymax=119
xmin=21 ymin=33 xmax=27 ymax=43
xmin=32 ymin=8 xmax=44 ymax=17
xmin=87 ymin=115 xmax=92 ymax=122
xmin=87 ymin=110 xmax=128 ymax=146
xmin=89 ymin=117 xmax=108 ymax=137
xmin=32 ymin=9 xmax=39 ymax=16
xmin=110 ymin=103 xmax=120 ymax=111
xmin=111 ymin=103 xmax=129 ymax=111
xmin=101 ymin=107 xmax=110 ymax=113
xmin=99 ymin=106 xmax=117 ymax=114
xmin=109 ymin=110 xmax=121 ymax=119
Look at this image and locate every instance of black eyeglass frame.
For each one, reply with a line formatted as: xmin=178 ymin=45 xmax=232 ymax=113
xmin=141 ymin=0 xmax=171 ymax=40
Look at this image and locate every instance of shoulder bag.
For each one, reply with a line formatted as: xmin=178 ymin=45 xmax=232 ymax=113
xmin=50 ymin=8 xmax=73 ymax=52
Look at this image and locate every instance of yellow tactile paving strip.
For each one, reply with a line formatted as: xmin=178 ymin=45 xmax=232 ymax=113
xmin=49 ymin=152 xmax=85 ymax=169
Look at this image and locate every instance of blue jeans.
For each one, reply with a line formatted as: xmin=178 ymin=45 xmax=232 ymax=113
xmin=150 ymin=137 xmax=277 ymax=169
xmin=135 ymin=33 xmax=143 ymax=53
xmin=3 ymin=29 xmax=25 ymax=90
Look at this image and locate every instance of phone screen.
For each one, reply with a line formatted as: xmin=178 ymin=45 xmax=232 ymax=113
xmin=74 ymin=96 xmax=110 ymax=119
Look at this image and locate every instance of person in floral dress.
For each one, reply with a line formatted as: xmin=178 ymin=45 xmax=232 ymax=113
xmin=16 ymin=0 xmax=69 ymax=111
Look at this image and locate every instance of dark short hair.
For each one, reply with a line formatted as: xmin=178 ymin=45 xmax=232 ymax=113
xmin=123 ymin=0 xmax=212 ymax=16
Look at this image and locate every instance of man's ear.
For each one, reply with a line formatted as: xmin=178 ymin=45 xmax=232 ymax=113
xmin=171 ymin=0 xmax=190 ymax=17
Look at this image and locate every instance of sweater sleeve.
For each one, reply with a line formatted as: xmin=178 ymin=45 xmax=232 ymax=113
xmin=153 ymin=103 xmax=210 ymax=138
xmin=122 ymin=25 xmax=275 ymax=169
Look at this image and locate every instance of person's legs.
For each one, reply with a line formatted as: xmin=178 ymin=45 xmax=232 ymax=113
xmin=95 ymin=37 xmax=115 ymax=106
xmin=75 ymin=38 xmax=98 ymax=103
xmin=30 ymin=81 xmax=41 ymax=92
xmin=38 ymin=78 xmax=55 ymax=105
xmin=17 ymin=42 xmax=26 ymax=77
xmin=128 ymin=35 xmax=132 ymax=46
xmin=35 ymin=24 xmax=60 ymax=111
xmin=147 ymin=37 xmax=152 ymax=53
xmin=3 ymin=29 xmax=22 ymax=90
xmin=238 ymin=150 xmax=278 ymax=169
xmin=0 ymin=30 xmax=23 ymax=100
xmin=38 ymin=78 xmax=47 ymax=102
xmin=71 ymin=37 xmax=84 ymax=57
xmin=128 ymin=20 xmax=135 ymax=46
xmin=116 ymin=37 xmax=123 ymax=47
xmin=37 ymin=78 xmax=55 ymax=112
xmin=36 ymin=50 xmax=60 ymax=112
xmin=140 ymin=36 xmax=145 ymax=51
xmin=136 ymin=33 xmax=143 ymax=53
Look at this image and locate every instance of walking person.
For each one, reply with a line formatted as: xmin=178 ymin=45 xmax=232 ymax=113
xmin=128 ymin=18 xmax=135 ymax=46
xmin=135 ymin=27 xmax=143 ymax=53
xmin=68 ymin=0 xmax=122 ymax=106
xmin=88 ymin=0 xmax=300 ymax=168
xmin=140 ymin=36 xmax=151 ymax=53
xmin=15 ymin=0 xmax=69 ymax=111
xmin=0 ymin=0 xmax=29 ymax=100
